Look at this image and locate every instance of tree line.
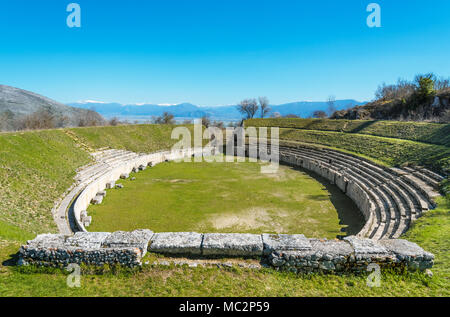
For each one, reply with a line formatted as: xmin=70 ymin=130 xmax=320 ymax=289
xmin=0 ymin=105 xmax=105 ymax=132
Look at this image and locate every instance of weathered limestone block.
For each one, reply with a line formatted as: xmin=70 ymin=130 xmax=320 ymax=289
xmin=66 ymin=232 xmax=110 ymax=249
xmin=116 ymin=183 xmax=124 ymax=189
xmin=26 ymin=233 xmax=66 ymax=249
xmin=335 ymin=172 xmax=348 ymax=193
xmin=324 ymin=168 xmax=337 ymax=185
xmin=309 ymin=239 xmax=353 ymax=258
xmin=346 ymin=181 xmax=368 ymax=212
xmin=344 ymin=236 xmax=388 ymax=254
xmin=262 ymin=234 xmax=312 ymax=255
xmin=379 ymin=239 xmax=434 ymax=270
xmin=139 ymin=165 xmax=146 ymax=171
xmin=102 ymin=229 xmax=154 ymax=254
xmin=80 ymin=210 xmax=88 ymax=219
xmin=268 ymin=239 xmax=354 ymax=272
xmin=149 ymin=232 xmax=203 ymax=255
xmin=97 ymin=191 xmax=106 ymax=197
xmin=91 ymin=195 xmax=104 ymax=205
xmin=83 ymin=216 xmax=92 ymax=227
xmin=360 ymin=194 xmax=375 ymax=220
xmin=120 ymin=173 xmax=129 ymax=179
xmin=106 ymin=181 xmax=115 ymax=189
xmin=19 ymin=245 xmax=143 ymax=267
xmin=344 ymin=236 xmax=396 ymax=265
xmin=202 ymin=233 xmax=263 ymax=256
xmin=301 ymin=157 xmax=312 ymax=170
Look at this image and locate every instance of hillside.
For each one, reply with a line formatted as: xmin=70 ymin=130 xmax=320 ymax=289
xmin=332 ymin=89 xmax=450 ymax=123
xmin=0 ymin=85 xmax=104 ymax=130
xmin=245 ymin=118 xmax=450 ymax=146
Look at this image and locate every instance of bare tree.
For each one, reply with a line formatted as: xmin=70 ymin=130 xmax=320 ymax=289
xmin=201 ymin=115 xmax=211 ymax=128
xmin=153 ymin=112 xmax=175 ymax=124
xmin=434 ymin=77 xmax=450 ymax=91
xmin=258 ymin=97 xmax=271 ymax=118
xmin=77 ymin=109 xmax=103 ymax=127
xmin=18 ymin=105 xmax=71 ymax=130
xmin=237 ymin=98 xmax=259 ymax=119
xmin=313 ymin=110 xmax=327 ymax=119
xmin=213 ymin=120 xmax=225 ymax=129
xmin=108 ymin=117 xmax=120 ymax=126
xmin=327 ymin=95 xmax=337 ymax=117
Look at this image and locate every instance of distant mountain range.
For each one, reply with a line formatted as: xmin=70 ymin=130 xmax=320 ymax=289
xmin=0 ymin=84 xmax=367 ymax=126
xmin=69 ymin=99 xmax=367 ymax=122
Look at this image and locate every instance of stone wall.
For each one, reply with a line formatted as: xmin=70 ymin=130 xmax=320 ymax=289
xmin=19 ymin=231 xmax=434 ymax=272
xmin=266 ymin=235 xmax=434 ymax=273
xmin=27 ymin=144 xmax=438 ymax=273
xmin=19 ymin=230 xmax=153 ymax=268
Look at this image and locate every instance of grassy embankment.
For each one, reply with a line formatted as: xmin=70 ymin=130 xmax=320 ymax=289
xmin=246 ymin=118 xmax=450 ymax=146
xmin=0 ymin=121 xmax=448 ymax=296
xmin=0 ymin=124 xmax=195 ymax=238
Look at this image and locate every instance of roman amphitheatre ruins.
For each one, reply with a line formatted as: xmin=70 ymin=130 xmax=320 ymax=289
xmin=1 ymin=119 xmax=449 ymax=296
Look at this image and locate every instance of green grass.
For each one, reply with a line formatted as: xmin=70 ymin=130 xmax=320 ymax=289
xmin=0 ymin=123 xmax=448 ymax=297
xmin=88 ymin=157 xmax=363 ymax=238
xmin=245 ymin=118 xmax=450 ymax=146
xmin=0 ymin=130 xmax=91 ymax=235
xmin=67 ymin=124 xmax=197 ymax=154
xmin=0 ymin=200 xmax=448 ymax=297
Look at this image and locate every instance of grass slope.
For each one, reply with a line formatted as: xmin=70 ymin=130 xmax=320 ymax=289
xmin=0 ymin=130 xmax=91 ymax=235
xmin=67 ymin=124 xmax=195 ymax=154
xmin=88 ymin=157 xmax=363 ymax=238
xmin=246 ymin=118 xmax=450 ymax=147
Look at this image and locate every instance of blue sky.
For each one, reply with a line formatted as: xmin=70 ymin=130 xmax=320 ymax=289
xmin=0 ymin=0 xmax=449 ymax=106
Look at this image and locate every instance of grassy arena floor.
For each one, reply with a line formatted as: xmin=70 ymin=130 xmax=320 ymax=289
xmin=87 ymin=157 xmax=363 ymax=237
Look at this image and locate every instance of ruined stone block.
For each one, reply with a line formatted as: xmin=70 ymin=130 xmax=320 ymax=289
xmin=66 ymin=232 xmax=110 ymax=249
xmin=91 ymin=195 xmax=103 ymax=205
xmin=202 ymin=233 xmax=263 ymax=256
xmin=102 ymin=229 xmax=154 ymax=253
xmin=149 ymin=232 xmax=203 ymax=255
xmin=262 ymin=234 xmax=312 ymax=255
xmin=106 ymin=181 xmax=115 ymax=189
